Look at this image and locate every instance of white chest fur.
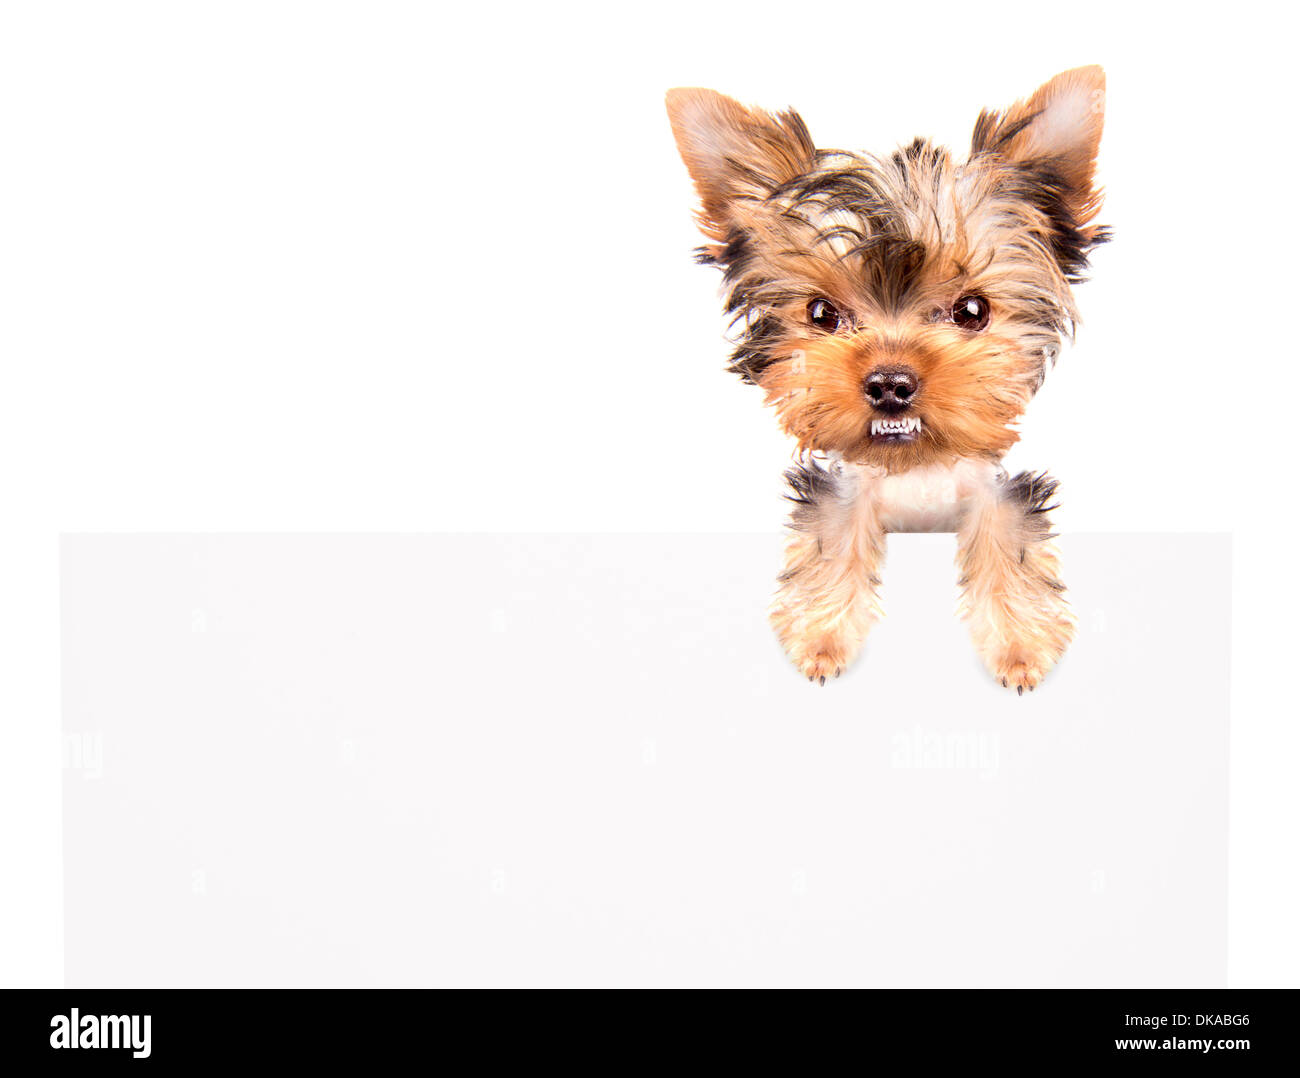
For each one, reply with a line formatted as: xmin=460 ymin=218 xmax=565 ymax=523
xmin=852 ymin=458 xmax=1003 ymax=533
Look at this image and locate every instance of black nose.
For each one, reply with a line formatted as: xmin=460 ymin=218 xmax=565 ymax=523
xmin=864 ymin=366 xmax=919 ymax=412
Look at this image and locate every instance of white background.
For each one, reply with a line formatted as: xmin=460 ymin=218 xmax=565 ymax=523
xmin=2 ymin=0 xmax=1296 ymax=985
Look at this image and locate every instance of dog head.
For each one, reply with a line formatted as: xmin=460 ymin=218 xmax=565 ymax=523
xmin=667 ymin=68 xmax=1107 ymax=472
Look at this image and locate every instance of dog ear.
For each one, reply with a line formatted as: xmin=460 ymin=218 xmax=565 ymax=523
xmin=971 ymin=66 xmax=1106 ymax=228
xmin=665 ymin=88 xmax=816 ymax=245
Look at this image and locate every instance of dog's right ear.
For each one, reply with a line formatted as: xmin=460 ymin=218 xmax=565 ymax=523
xmin=665 ymin=88 xmax=816 ymax=248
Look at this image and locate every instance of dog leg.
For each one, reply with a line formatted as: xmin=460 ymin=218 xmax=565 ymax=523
xmin=769 ymin=459 xmax=885 ymax=683
xmin=957 ymin=471 xmax=1075 ymax=692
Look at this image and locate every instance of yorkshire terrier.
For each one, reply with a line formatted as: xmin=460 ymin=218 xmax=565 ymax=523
xmin=666 ymin=67 xmax=1107 ymax=692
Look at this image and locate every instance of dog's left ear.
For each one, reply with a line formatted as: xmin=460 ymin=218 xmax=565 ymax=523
xmin=972 ymin=66 xmax=1106 ymax=230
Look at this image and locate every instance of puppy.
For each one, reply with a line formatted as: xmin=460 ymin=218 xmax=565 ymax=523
xmin=666 ymin=68 xmax=1108 ymax=692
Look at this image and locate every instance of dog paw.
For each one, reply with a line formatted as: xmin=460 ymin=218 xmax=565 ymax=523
xmin=798 ymin=650 xmax=844 ymax=685
xmin=780 ymin=634 xmax=855 ymax=686
xmin=769 ymin=602 xmax=869 ymax=686
xmin=988 ymin=653 xmax=1048 ymax=694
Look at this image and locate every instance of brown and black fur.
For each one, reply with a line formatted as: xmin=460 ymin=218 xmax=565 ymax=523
xmin=667 ymin=67 xmax=1107 ymax=691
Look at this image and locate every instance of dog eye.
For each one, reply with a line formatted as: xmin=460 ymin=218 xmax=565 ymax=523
xmin=806 ymin=298 xmax=842 ymax=333
xmin=951 ymin=295 xmax=990 ymax=331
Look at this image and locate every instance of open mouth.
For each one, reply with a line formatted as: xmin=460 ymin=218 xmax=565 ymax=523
xmin=870 ymin=416 xmax=922 ymax=443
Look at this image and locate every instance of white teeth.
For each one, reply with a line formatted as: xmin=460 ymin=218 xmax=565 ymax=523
xmin=870 ymin=416 xmax=922 ymax=437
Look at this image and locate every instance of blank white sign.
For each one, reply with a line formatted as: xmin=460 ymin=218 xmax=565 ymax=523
xmin=62 ymin=532 xmax=1228 ymax=987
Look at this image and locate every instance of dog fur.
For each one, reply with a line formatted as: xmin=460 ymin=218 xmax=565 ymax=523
xmin=666 ymin=67 xmax=1108 ymax=692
